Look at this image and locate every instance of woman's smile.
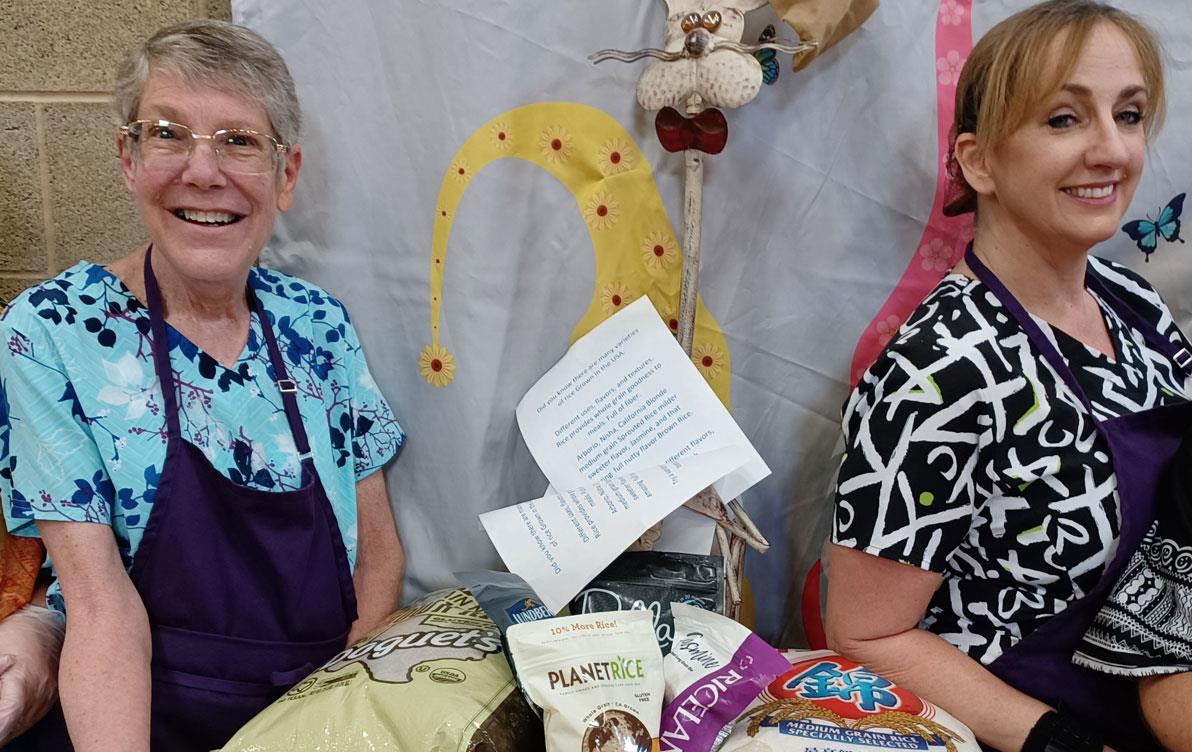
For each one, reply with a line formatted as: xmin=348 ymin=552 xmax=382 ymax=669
xmin=171 ymin=209 xmax=244 ymax=227
xmin=1060 ymin=181 xmax=1118 ymax=205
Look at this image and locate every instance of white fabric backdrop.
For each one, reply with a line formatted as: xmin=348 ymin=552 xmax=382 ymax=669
xmin=234 ymin=0 xmax=1192 ymax=644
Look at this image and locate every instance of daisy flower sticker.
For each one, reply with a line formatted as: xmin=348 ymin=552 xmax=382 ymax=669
xmin=489 ymin=121 xmax=512 ymax=151
xmin=656 ymin=303 xmax=681 ymax=336
xmin=450 ymin=159 xmax=471 ymax=183
xmin=692 ymin=342 xmax=727 ymax=381
xmin=599 ymin=282 xmax=636 ymax=314
xmin=642 ymin=230 xmax=679 ymax=272
xmin=597 ymin=138 xmax=634 ymax=175
xmin=583 ymin=191 xmax=620 ymax=231
xmin=539 ymin=125 xmax=574 ymax=164
xmin=419 ymin=344 xmax=456 ymax=387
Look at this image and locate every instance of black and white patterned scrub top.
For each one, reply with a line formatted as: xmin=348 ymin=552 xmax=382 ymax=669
xmin=832 ymin=257 xmax=1190 ymax=665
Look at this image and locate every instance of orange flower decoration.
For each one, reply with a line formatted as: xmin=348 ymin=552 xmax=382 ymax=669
xmin=597 ymin=138 xmax=634 ymax=175
xmin=692 ymin=342 xmax=727 ymax=381
xmin=599 ymin=282 xmax=636 ymax=315
xmin=419 ymin=344 xmax=456 ymax=387
xmin=489 ymin=121 xmax=513 ymax=151
xmin=450 ymin=159 xmax=471 ymax=183
xmin=539 ymin=125 xmax=574 ymax=164
xmin=583 ymin=191 xmax=620 ymax=231
xmin=642 ymin=231 xmax=679 ymax=272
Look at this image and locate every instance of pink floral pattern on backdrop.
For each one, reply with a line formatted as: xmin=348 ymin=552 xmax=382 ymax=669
xmin=848 ymin=0 xmax=975 ymax=386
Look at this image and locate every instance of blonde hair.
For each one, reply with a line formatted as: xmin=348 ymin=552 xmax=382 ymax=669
xmin=944 ymin=0 xmax=1165 ymax=216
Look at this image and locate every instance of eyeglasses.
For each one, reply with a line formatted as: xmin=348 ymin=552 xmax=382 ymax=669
xmin=119 ymin=119 xmax=288 ymax=175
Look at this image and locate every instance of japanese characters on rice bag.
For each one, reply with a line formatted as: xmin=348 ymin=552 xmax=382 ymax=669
xmin=719 ymin=650 xmax=979 ymax=752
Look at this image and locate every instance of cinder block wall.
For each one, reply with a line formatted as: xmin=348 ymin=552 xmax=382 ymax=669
xmin=0 ymin=0 xmax=233 ymax=304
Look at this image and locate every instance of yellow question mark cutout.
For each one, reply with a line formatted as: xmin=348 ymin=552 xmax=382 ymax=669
xmin=419 ymin=102 xmax=731 ymax=407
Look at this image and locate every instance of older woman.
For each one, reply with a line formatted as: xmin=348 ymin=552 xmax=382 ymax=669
xmin=0 ymin=20 xmax=405 ymax=751
xmin=826 ymin=2 xmax=1189 ymax=750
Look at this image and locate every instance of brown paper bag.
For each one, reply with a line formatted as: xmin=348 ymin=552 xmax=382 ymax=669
xmin=768 ymin=0 xmax=880 ymax=71
xmin=0 ymin=519 xmax=42 ymax=620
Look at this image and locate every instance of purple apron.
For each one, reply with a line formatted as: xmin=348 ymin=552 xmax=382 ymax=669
xmin=30 ymin=248 xmax=358 ymax=751
xmin=968 ymin=247 xmax=1192 ymax=750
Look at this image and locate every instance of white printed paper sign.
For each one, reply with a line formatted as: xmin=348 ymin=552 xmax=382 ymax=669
xmin=480 ymin=445 xmax=750 ymax=612
xmin=517 ymin=297 xmax=770 ymax=502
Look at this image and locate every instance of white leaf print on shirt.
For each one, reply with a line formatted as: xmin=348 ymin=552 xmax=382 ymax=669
xmin=97 ymin=354 xmax=154 ymax=420
xmin=36 ymin=427 xmax=79 ymax=480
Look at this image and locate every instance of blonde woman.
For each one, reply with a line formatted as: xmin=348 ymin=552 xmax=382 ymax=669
xmin=827 ymin=2 xmax=1187 ymax=749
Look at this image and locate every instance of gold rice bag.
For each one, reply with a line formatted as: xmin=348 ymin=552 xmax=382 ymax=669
xmin=220 ymin=588 xmax=544 ymax=752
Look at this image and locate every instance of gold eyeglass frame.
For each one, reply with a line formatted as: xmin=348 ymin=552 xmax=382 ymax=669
xmin=119 ymin=119 xmax=289 ymax=173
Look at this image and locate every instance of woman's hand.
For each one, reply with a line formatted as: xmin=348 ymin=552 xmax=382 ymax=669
xmin=826 ymin=544 xmax=1052 ymax=751
xmin=0 ymin=604 xmax=66 ymax=744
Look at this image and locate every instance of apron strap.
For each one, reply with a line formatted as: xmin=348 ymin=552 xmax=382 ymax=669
xmin=143 ymin=247 xmax=183 ymax=440
xmin=965 ymin=245 xmax=1098 ymax=416
xmin=250 ymin=291 xmax=315 ymax=460
xmin=143 ymin=246 xmax=314 ymax=460
xmin=1083 ymin=271 xmax=1192 ymax=379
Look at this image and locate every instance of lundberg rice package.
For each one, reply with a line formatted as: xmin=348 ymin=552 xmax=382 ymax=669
xmin=507 ymin=609 xmax=665 ymax=752
xmin=456 ymin=570 xmax=556 ymax=634
xmin=456 ymin=569 xmax=557 ymax=717
xmin=718 ymin=650 xmax=979 ymax=752
xmin=220 ymin=588 xmax=544 ymax=752
xmin=659 ymin=603 xmax=793 ymax=752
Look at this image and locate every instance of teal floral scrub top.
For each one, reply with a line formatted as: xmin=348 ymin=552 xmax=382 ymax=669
xmin=0 ymin=261 xmax=405 ymax=612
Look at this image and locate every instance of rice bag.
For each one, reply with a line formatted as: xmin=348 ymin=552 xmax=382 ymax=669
xmin=718 ymin=650 xmax=979 ymax=752
xmin=508 ymin=609 xmax=665 ymax=752
xmin=456 ymin=569 xmax=556 ymax=633
xmin=570 ymin=551 xmax=724 ymax=653
xmin=220 ymin=588 xmax=544 ymax=752
xmin=456 ymin=569 xmax=556 ymax=716
xmin=659 ymin=603 xmax=793 ymax=752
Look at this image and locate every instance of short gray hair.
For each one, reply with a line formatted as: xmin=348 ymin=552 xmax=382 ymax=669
xmin=113 ymin=19 xmax=301 ymax=145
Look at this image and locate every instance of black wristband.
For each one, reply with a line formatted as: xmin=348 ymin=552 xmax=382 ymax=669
xmin=1022 ymin=710 xmax=1103 ymax=752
